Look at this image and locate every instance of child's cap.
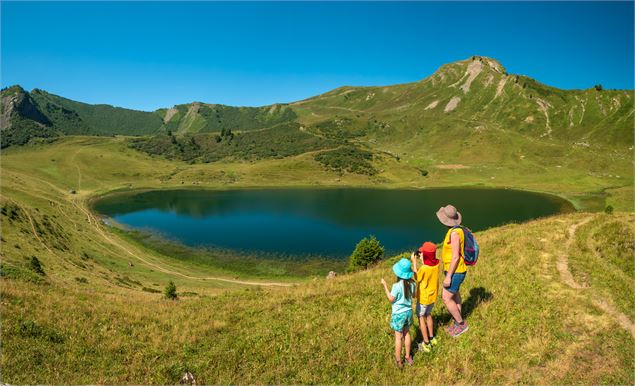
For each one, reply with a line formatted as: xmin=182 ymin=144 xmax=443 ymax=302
xmin=392 ymin=258 xmax=413 ymax=280
xmin=418 ymin=241 xmax=437 ymax=257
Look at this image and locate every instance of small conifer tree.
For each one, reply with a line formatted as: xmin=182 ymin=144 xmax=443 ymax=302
xmin=29 ymin=256 xmax=45 ymax=275
xmin=347 ymin=235 xmax=384 ymax=272
xmin=164 ymin=280 xmax=177 ymax=300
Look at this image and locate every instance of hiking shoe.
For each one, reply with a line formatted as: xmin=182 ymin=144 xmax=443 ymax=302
xmin=418 ymin=342 xmax=432 ymax=353
xmin=451 ymin=322 xmax=469 ymax=337
xmin=430 ymin=336 xmax=439 ymax=346
xmin=405 ymin=356 xmax=414 ymax=366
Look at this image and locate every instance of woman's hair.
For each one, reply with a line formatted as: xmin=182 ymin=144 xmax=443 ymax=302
xmin=395 ymin=277 xmax=414 ymax=300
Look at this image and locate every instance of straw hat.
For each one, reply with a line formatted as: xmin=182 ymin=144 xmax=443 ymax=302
xmin=436 ymin=204 xmax=462 ymax=226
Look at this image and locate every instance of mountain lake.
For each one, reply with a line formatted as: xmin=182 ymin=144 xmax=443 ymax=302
xmin=92 ymin=188 xmax=574 ymax=259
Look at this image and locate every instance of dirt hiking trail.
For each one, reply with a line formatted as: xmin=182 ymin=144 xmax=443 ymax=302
xmin=557 ymin=216 xmax=635 ymax=338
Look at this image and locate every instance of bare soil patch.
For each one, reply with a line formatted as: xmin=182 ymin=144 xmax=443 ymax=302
xmin=444 ymin=96 xmax=461 ymax=112
xmin=435 ymin=164 xmax=470 ymax=170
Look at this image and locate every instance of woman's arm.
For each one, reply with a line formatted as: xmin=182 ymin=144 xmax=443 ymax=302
xmin=380 ymin=278 xmax=396 ymax=302
xmin=443 ymin=232 xmax=461 ymax=288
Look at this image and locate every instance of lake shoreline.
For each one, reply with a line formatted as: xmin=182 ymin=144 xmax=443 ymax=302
xmin=90 ymin=187 xmax=575 ymax=276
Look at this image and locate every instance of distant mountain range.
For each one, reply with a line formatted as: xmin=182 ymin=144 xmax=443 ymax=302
xmin=2 ymin=56 xmax=633 ymax=149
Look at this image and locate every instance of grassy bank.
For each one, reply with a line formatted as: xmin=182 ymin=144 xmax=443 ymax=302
xmin=1 ymin=135 xmax=633 ymax=383
xmin=2 ymin=212 xmax=633 ymax=384
xmin=1 ymin=135 xmax=631 ymax=290
xmin=118 ymin=228 xmax=346 ymax=278
xmin=2 ymin=136 xmax=633 ymax=211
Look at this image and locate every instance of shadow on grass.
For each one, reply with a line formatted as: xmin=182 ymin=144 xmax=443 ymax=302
xmin=412 ymin=287 xmax=493 ymax=342
xmin=437 ymin=286 xmax=493 ymax=325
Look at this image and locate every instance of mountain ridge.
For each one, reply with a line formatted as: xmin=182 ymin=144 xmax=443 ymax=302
xmin=2 ymin=56 xmax=633 ymax=148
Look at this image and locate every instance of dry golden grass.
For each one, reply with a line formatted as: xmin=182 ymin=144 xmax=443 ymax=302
xmin=1 ymin=137 xmax=633 ymax=383
xmin=2 ymin=212 xmax=633 ymax=384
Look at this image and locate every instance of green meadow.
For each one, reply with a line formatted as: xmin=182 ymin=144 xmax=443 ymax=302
xmin=1 ymin=134 xmax=634 ymax=384
xmin=1 ymin=57 xmax=634 ymax=383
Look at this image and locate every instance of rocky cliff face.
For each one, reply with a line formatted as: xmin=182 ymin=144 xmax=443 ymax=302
xmin=1 ymin=86 xmax=58 ymax=148
xmin=1 ymin=85 xmax=51 ymax=129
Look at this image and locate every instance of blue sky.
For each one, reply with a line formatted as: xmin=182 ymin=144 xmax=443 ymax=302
xmin=2 ymin=1 xmax=633 ymax=111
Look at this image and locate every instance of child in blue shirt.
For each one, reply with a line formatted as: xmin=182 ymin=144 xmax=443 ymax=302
xmin=381 ymin=258 xmax=416 ymax=368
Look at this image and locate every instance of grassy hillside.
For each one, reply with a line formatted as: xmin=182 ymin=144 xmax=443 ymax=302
xmin=2 ymin=135 xmax=633 ymax=212
xmin=0 ymin=86 xmax=65 ymax=147
xmin=289 ymin=58 xmax=633 ymax=207
xmin=1 ymin=54 xmax=633 ymax=383
xmin=0 ymin=135 xmax=633 ymax=383
xmin=4 ymin=58 xmax=630 ymax=211
xmin=128 ymin=122 xmax=339 ymax=163
xmin=293 ymin=56 xmax=633 ymax=146
xmin=29 ymin=89 xmax=165 ymax=136
xmin=159 ymin=103 xmax=297 ymax=135
xmin=2 ymin=210 xmax=633 ymax=384
xmin=0 ymin=88 xmax=298 ymax=146
xmin=3 ymin=56 xmax=633 ymax=150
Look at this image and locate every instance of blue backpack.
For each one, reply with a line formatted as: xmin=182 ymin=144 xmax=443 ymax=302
xmin=451 ymin=226 xmax=480 ymax=266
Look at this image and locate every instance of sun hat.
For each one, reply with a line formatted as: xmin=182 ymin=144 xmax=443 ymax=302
xmin=392 ymin=258 xmax=413 ymax=280
xmin=418 ymin=241 xmax=439 ymax=266
xmin=418 ymin=241 xmax=437 ymax=258
xmin=436 ymin=204 xmax=462 ymax=227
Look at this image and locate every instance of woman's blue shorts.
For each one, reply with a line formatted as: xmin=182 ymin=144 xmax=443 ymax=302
xmin=444 ymin=271 xmax=466 ymax=294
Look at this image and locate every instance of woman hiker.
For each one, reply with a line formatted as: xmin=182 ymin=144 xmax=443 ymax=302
xmin=436 ymin=204 xmax=469 ymax=337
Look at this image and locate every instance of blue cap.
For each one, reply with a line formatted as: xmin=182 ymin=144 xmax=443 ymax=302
xmin=392 ymin=258 xmax=413 ymax=280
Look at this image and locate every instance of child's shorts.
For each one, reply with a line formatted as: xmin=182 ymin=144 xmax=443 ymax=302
xmin=416 ymin=302 xmax=435 ymax=316
xmin=390 ymin=310 xmax=413 ymax=332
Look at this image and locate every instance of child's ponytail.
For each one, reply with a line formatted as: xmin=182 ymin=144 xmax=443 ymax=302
xmin=396 ymin=277 xmax=414 ymax=300
xmin=403 ymin=278 xmax=414 ymax=300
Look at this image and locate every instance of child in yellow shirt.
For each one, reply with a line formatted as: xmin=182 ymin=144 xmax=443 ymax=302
xmin=410 ymin=241 xmax=440 ymax=353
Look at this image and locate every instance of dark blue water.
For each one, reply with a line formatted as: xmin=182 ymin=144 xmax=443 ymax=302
xmin=93 ymin=188 xmax=573 ymax=259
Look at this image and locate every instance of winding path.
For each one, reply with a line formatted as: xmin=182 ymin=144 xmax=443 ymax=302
xmin=76 ymin=198 xmax=293 ymax=287
xmin=556 ymin=216 xmax=592 ymax=289
xmin=5 ymin=169 xmax=293 ymax=288
xmin=557 ymin=216 xmax=635 ymax=338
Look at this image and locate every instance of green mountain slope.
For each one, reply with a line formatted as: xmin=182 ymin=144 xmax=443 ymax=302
xmin=1 ymin=56 xmax=634 ymax=384
xmin=0 ymin=85 xmax=62 ymax=147
xmin=158 ymin=103 xmax=297 ymax=134
xmin=0 ymin=87 xmax=300 ymax=147
xmin=29 ymin=89 xmax=164 ymax=136
xmin=2 ymin=56 xmax=632 ymax=150
xmin=293 ymin=56 xmax=634 ymax=146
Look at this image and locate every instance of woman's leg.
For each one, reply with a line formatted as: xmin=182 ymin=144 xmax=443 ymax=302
xmin=443 ymin=288 xmax=463 ymax=323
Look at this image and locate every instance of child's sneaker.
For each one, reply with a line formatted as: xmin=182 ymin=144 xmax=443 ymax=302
xmin=430 ymin=336 xmax=439 ymax=346
xmin=451 ymin=321 xmax=469 ymax=337
xmin=418 ymin=342 xmax=432 ymax=353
